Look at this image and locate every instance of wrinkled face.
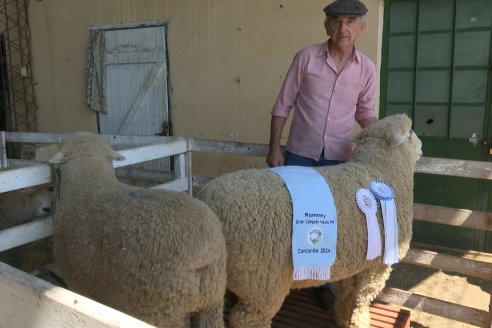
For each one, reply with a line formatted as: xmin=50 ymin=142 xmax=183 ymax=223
xmin=325 ymin=15 xmax=366 ymax=49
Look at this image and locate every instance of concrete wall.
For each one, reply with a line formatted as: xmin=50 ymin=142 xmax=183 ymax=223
xmin=28 ymin=0 xmax=383 ymax=175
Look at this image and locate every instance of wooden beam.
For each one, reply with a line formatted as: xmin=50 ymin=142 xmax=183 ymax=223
xmin=376 ymin=287 xmax=488 ymax=327
xmin=414 ymin=203 xmax=492 ymax=231
xmin=0 ymin=164 xmax=51 ymax=192
xmin=0 ymin=262 xmax=155 ymax=328
xmin=401 ymin=248 xmax=492 ymax=280
xmin=0 ymin=218 xmax=53 ymax=252
xmin=488 ymin=285 xmax=492 ymax=328
xmin=116 ymin=166 xmax=175 ymax=183
xmin=192 ymin=175 xmax=213 ymax=188
xmin=0 ymin=131 xmax=7 ymax=168
xmin=5 ymin=132 xmax=183 ymax=148
xmin=411 ymin=241 xmax=492 ymax=263
xmin=150 ymin=177 xmax=189 ymax=193
xmin=415 ymin=157 xmax=492 ymax=180
xmin=115 ymin=139 xmax=188 ymax=168
xmin=5 ymin=132 xmax=66 ymax=143
xmin=189 ymin=138 xmax=270 ymax=156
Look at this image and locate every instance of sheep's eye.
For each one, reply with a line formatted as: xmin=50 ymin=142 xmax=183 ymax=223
xmin=408 ymin=129 xmax=414 ymax=140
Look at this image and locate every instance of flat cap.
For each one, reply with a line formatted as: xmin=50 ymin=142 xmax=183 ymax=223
xmin=323 ymin=0 xmax=368 ymax=16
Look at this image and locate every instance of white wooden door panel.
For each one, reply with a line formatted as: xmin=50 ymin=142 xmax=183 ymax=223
xmin=98 ymin=23 xmax=170 ymax=174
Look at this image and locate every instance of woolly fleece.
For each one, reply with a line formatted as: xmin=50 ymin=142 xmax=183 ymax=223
xmin=50 ymin=132 xmax=226 ymax=328
xmin=197 ymin=114 xmax=422 ymax=328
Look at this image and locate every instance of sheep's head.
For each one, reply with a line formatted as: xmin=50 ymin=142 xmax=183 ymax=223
xmin=49 ymin=132 xmax=125 ymax=164
xmin=354 ymin=114 xmax=423 ymax=162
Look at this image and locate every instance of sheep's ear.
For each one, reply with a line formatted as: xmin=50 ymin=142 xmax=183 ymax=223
xmin=109 ymin=149 xmax=125 ymax=161
xmin=388 ymin=132 xmax=406 ymax=146
xmin=49 ymin=150 xmax=66 ymax=164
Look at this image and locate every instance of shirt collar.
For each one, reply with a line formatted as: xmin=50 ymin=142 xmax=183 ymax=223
xmin=320 ymin=40 xmax=360 ymax=63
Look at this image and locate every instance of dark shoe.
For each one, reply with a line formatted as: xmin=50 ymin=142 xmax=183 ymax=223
xmin=314 ymin=287 xmax=336 ymax=310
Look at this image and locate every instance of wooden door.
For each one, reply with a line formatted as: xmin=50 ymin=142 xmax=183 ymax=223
xmin=380 ymin=0 xmax=492 ymax=250
xmin=96 ymin=21 xmax=171 ymax=173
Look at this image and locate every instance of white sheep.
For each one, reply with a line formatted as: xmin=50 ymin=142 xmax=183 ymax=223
xmin=0 ymin=184 xmax=53 ymax=269
xmin=0 ymin=185 xmax=52 ymax=230
xmin=49 ymin=132 xmax=226 ymax=328
xmin=197 ymin=114 xmax=422 ymax=328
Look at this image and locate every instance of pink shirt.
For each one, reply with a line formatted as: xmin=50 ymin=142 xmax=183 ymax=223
xmin=272 ymin=42 xmax=377 ymax=161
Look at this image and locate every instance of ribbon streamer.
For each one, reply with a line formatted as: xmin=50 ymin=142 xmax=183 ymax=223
xmin=355 ymin=188 xmax=381 ymax=260
xmin=270 ymin=166 xmax=337 ymax=280
xmin=370 ymin=180 xmax=399 ymax=264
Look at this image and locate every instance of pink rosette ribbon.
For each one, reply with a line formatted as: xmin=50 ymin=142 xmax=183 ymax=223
xmin=356 ymin=188 xmax=382 ymax=260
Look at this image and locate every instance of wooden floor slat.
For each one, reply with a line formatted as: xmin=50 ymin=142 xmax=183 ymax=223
xmin=226 ymin=288 xmax=411 ymax=328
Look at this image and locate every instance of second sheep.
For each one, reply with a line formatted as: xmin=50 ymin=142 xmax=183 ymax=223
xmin=50 ymin=132 xmax=226 ymax=328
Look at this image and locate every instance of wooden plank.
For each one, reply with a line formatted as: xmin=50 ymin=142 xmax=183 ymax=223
xmin=5 ymin=131 xmax=66 ymax=143
xmin=89 ymin=20 xmax=167 ymax=32
xmin=5 ymin=135 xmax=189 ymax=171
xmin=401 ymin=248 xmax=492 ymax=280
xmin=0 ymin=262 xmax=155 ymax=328
xmin=5 ymin=132 xmax=183 ymax=148
xmin=8 ymin=159 xmax=45 ymax=167
xmin=173 ymin=151 xmax=192 ymax=195
xmin=112 ymin=139 xmax=188 ymax=168
xmin=411 ymin=241 xmax=492 ymax=263
xmin=192 ymin=175 xmax=213 ymax=188
xmin=150 ymin=177 xmax=189 ymax=193
xmin=105 ymin=52 xmax=166 ymax=65
xmin=0 ymin=131 xmax=7 ymax=168
xmin=0 ymin=217 xmax=53 ymax=252
xmin=116 ymin=166 xmax=175 ymax=183
xmin=488 ymin=284 xmax=492 ymax=328
xmin=370 ymin=304 xmax=410 ymax=328
xmin=117 ymin=62 xmax=166 ymax=135
xmin=247 ymin=289 xmax=410 ymax=328
xmin=414 ymin=203 xmax=492 ymax=231
xmin=377 ymin=287 xmax=488 ymax=327
xmin=0 ymin=164 xmax=51 ymax=191
xmin=415 ymin=156 xmax=492 ymax=180
xmin=103 ymin=134 xmax=179 ymax=147
xmin=189 ymin=138 xmax=270 ymax=156
xmin=272 ymin=288 xmax=336 ymax=327
xmin=371 ymin=303 xmax=411 ymax=326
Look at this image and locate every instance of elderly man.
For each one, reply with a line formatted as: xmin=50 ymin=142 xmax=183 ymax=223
xmin=266 ymin=0 xmax=378 ymax=309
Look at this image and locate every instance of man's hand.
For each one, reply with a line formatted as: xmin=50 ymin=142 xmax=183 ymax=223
xmin=358 ymin=117 xmax=378 ymax=128
xmin=266 ymin=146 xmax=284 ymax=167
xmin=266 ymin=116 xmax=288 ymax=167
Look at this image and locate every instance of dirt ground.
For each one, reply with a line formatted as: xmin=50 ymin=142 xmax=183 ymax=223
xmin=386 ymin=262 xmax=491 ymax=328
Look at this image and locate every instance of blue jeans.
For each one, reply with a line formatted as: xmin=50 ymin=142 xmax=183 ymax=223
xmin=284 ymin=150 xmax=343 ymax=290
xmin=284 ymin=150 xmax=344 ymax=167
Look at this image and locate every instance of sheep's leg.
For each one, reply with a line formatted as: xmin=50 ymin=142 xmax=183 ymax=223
xmin=153 ymin=312 xmax=189 ymax=328
xmin=227 ymin=288 xmax=289 ymax=328
xmin=191 ymin=301 xmax=225 ymax=328
xmin=334 ymin=264 xmax=392 ymax=328
xmin=228 ymin=301 xmax=276 ymax=328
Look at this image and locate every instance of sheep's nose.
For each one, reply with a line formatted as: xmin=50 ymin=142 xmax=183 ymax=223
xmin=42 ymin=207 xmax=51 ymax=214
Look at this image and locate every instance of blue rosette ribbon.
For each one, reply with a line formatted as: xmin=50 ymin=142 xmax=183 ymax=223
xmin=370 ymin=180 xmax=399 ymax=264
xmin=356 ymin=188 xmax=382 ymax=260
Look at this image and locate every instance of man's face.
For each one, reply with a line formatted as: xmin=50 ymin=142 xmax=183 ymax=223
xmin=325 ymin=15 xmax=366 ymax=49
